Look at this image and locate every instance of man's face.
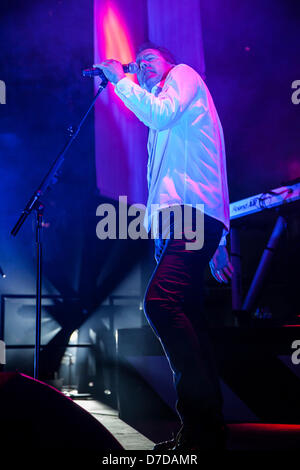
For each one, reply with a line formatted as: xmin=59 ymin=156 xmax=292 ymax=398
xmin=136 ymin=48 xmax=173 ymax=92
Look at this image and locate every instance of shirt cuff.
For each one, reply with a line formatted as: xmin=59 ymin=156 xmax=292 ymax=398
xmin=219 ymin=228 xmax=228 ymax=246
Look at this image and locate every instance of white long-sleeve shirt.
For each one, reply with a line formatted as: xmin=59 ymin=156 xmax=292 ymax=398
xmin=114 ymin=64 xmax=230 ymax=244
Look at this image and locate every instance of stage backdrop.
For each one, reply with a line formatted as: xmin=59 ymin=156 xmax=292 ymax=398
xmin=94 ymin=0 xmax=206 ymax=205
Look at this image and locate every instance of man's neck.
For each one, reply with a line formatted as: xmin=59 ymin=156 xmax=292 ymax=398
xmin=150 ymin=66 xmax=175 ymax=93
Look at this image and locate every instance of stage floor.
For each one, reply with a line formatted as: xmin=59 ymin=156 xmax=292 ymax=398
xmin=75 ymin=398 xmax=154 ymax=450
xmin=75 ymin=398 xmax=300 ymax=451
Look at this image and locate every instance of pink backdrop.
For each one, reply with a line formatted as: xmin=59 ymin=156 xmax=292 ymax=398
xmin=94 ymin=0 xmax=205 ymax=205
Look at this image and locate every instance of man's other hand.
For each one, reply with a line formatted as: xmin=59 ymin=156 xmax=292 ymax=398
xmin=209 ymin=245 xmax=234 ymax=283
xmin=93 ymin=60 xmax=125 ymax=84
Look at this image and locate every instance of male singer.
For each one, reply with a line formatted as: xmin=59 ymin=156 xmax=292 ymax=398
xmin=95 ymin=43 xmax=233 ymax=451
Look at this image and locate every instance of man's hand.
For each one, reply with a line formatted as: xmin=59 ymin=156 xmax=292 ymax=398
xmin=93 ymin=59 xmax=125 ymax=84
xmin=209 ymin=245 xmax=234 ymax=283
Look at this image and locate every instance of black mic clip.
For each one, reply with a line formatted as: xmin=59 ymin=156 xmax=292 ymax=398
xmin=82 ymin=62 xmax=138 ymax=80
xmin=82 ymin=68 xmax=108 ymax=83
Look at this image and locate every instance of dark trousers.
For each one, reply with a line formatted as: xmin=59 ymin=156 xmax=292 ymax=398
xmin=143 ymin=207 xmax=224 ymax=432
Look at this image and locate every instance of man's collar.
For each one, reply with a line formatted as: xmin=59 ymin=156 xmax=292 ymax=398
xmin=151 ymin=79 xmax=164 ymax=95
xmin=150 ymin=65 xmax=175 ymax=95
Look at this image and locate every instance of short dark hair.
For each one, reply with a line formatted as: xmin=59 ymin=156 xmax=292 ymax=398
xmin=136 ymin=42 xmax=177 ymax=65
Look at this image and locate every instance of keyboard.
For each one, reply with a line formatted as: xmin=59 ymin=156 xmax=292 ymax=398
xmin=230 ymin=182 xmax=300 ymax=220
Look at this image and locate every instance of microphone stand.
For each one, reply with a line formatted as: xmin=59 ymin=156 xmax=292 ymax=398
xmin=10 ymin=75 xmax=108 ymax=380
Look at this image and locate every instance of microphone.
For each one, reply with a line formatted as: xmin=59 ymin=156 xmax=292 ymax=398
xmin=82 ymin=62 xmax=138 ymax=78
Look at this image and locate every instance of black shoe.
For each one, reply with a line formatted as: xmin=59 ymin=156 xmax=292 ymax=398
xmin=153 ymin=435 xmax=176 ymax=452
xmin=171 ymin=424 xmax=228 ymax=451
xmin=153 ymin=427 xmax=183 ymax=452
xmin=153 ymin=424 xmax=228 ymax=452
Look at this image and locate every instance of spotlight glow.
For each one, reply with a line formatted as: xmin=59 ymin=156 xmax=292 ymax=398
xmin=94 ymin=1 xmax=136 ymax=84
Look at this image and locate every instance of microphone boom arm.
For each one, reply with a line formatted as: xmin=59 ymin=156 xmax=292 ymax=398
xmin=11 ymin=77 xmax=108 ymax=236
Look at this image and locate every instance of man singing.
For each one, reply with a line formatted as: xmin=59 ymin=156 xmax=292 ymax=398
xmin=95 ymin=42 xmax=233 ymax=451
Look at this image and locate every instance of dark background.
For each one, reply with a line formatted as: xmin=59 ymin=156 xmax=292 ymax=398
xmin=0 ymin=0 xmax=299 ymax=387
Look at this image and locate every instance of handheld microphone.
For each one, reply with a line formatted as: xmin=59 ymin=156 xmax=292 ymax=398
xmin=82 ymin=62 xmax=138 ymax=78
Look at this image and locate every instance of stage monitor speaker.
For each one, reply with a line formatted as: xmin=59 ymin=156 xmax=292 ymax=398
xmin=0 ymin=372 xmax=123 ymax=454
